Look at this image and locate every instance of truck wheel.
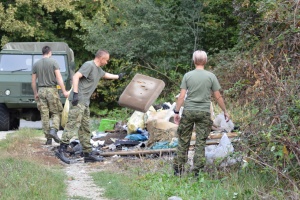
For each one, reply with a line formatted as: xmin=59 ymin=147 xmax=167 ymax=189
xmin=0 ymin=104 xmax=10 ymax=131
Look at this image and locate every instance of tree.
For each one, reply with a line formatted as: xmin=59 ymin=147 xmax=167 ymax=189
xmin=81 ymin=0 xmax=239 ymax=98
xmin=0 ymin=0 xmax=94 ymax=67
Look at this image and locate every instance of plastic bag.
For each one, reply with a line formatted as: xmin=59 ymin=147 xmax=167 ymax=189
xmin=61 ymin=98 xmax=69 ymax=128
xmin=213 ymin=113 xmax=234 ymax=133
xmin=146 ymin=102 xmax=176 ymax=122
xmin=127 ymin=110 xmax=146 ymax=133
xmin=205 ymin=133 xmax=234 ymax=164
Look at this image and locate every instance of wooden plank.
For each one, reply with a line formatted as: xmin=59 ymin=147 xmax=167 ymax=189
xmin=208 ymin=132 xmax=238 ymax=139
xmin=99 ymin=148 xmax=176 ymax=157
xmin=205 ymin=138 xmax=240 ymax=145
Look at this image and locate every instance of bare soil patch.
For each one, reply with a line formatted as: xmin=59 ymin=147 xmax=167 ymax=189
xmin=3 ymin=136 xmax=60 ymax=166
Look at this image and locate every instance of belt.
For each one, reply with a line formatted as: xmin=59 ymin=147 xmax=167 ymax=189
xmin=39 ymin=85 xmax=56 ymax=88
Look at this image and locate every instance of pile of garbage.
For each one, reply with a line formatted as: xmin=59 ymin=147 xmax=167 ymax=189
xmin=62 ymin=74 xmax=241 ymax=166
xmin=64 ymin=102 xmax=240 ymax=167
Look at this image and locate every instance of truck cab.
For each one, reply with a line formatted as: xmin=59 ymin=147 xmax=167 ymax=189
xmin=0 ymin=42 xmax=75 ymax=131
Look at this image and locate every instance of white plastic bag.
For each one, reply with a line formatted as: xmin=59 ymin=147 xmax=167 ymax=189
xmin=61 ymin=98 xmax=69 ymax=128
xmin=213 ymin=113 xmax=234 ymax=133
xmin=61 ymin=87 xmax=73 ymax=128
xmin=146 ymin=102 xmax=176 ymax=122
xmin=205 ymin=133 xmax=234 ymax=164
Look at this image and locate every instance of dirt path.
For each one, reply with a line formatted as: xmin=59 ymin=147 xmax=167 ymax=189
xmin=56 ymin=131 xmax=109 ymax=200
xmin=0 ymin=131 xmax=13 ymax=140
xmin=65 ymin=161 xmax=108 ymax=200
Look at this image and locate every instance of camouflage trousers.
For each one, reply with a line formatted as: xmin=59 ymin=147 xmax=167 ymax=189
xmin=37 ymin=87 xmax=63 ymax=139
xmin=61 ymin=103 xmax=92 ymax=153
xmin=173 ymin=110 xmax=212 ymax=174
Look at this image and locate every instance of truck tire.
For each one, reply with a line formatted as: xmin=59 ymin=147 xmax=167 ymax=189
xmin=0 ymin=104 xmax=10 ymax=131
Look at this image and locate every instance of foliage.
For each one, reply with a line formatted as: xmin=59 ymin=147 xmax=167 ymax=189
xmin=212 ymin=0 xmax=300 ymax=187
xmin=0 ymin=0 xmax=240 ymax=111
xmin=0 ymin=0 xmax=95 ymax=68
xmin=81 ymin=0 xmax=240 ymax=96
xmin=90 ymin=102 xmax=132 ymax=121
xmin=0 ymin=0 xmax=73 ymax=44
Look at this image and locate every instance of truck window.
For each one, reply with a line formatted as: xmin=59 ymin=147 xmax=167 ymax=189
xmin=33 ymin=55 xmax=66 ymax=72
xmin=0 ymin=55 xmax=32 ymax=72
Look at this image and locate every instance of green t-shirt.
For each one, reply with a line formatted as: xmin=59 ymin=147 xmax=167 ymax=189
xmin=73 ymin=60 xmax=106 ymax=106
xmin=32 ymin=58 xmax=59 ymax=87
xmin=180 ymin=69 xmax=221 ymax=112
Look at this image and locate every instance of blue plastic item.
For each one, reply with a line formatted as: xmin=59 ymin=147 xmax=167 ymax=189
xmin=125 ymin=134 xmax=148 ymax=141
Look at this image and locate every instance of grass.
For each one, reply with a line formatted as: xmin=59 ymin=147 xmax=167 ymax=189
xmin=92 ymin=159 xmax=291 ymax=200
xmin=0 ymin=128 xmax=67 ymax=200
xmin=0 ymin=157 xmax=66 ymax=200
xmin=0 ymin=124 xmax=298 ymax=200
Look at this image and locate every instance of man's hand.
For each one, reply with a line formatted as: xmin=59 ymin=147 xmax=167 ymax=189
xmin=174 ymin=114 xmax=181 ymax=125
xmin=63 ymin=90 xmax=70 ymax=98
xmin=34 ymin=93 xmax=39 ymax=100
xmin=118 ymin=73 xmax=125 ymax=80
xmin=72 ymin=92 xmax=79 ymax=106
xmin=224 ymin=112 xmax=230 ymax=122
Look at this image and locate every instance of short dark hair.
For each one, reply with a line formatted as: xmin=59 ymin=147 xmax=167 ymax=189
xmin=42 ymin=46 xmax=51 ymax=55
xmin=95 ymin=50 xmax=109 ymax=58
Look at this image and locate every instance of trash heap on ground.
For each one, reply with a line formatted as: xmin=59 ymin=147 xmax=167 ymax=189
xmin=65 ymin=102 xmax=241 ymax=167
xmin=63 ymin=74 xmax=242 ymax=167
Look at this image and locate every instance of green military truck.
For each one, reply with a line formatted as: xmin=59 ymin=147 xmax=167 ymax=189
xmin=0 ymin=42 xmax=75 ymax=131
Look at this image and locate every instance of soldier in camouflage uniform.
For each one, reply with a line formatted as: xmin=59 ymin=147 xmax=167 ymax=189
xmin=173 ymin=50 xmax=230 ymax=176
xmin=31 ymin=46 xmax=69 ymax=145
xmin=55 ymin=50 xmax=125 ymax=164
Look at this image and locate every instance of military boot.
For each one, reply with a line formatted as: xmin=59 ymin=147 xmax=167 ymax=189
xmin=55 ymin=143 xmax=70 ymax=164
xmin=45 ymin=139 xmax=52 ymax=145
xmin=83 ymin=152 xmax=104 ymax=163
xmin=174 ymin=168 xmax=184 ymax=177
xmin=49 ymin=128 xmax=60 ymax=143
xmin=173 ymin=165 xmax=184 ymax=177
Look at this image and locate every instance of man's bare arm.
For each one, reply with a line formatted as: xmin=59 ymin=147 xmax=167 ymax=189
xmin=55 ymin=69 xmax=69 ymax=97
xmin=31 ymin=74 xmax=38 ymax=100
xmin=72 ymin=72 xmax=83 ymax=93
xmin=103 ymin=72 xmax=119 ymax=79
xmin=213 ymin=90 xmax=230 ymax=121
